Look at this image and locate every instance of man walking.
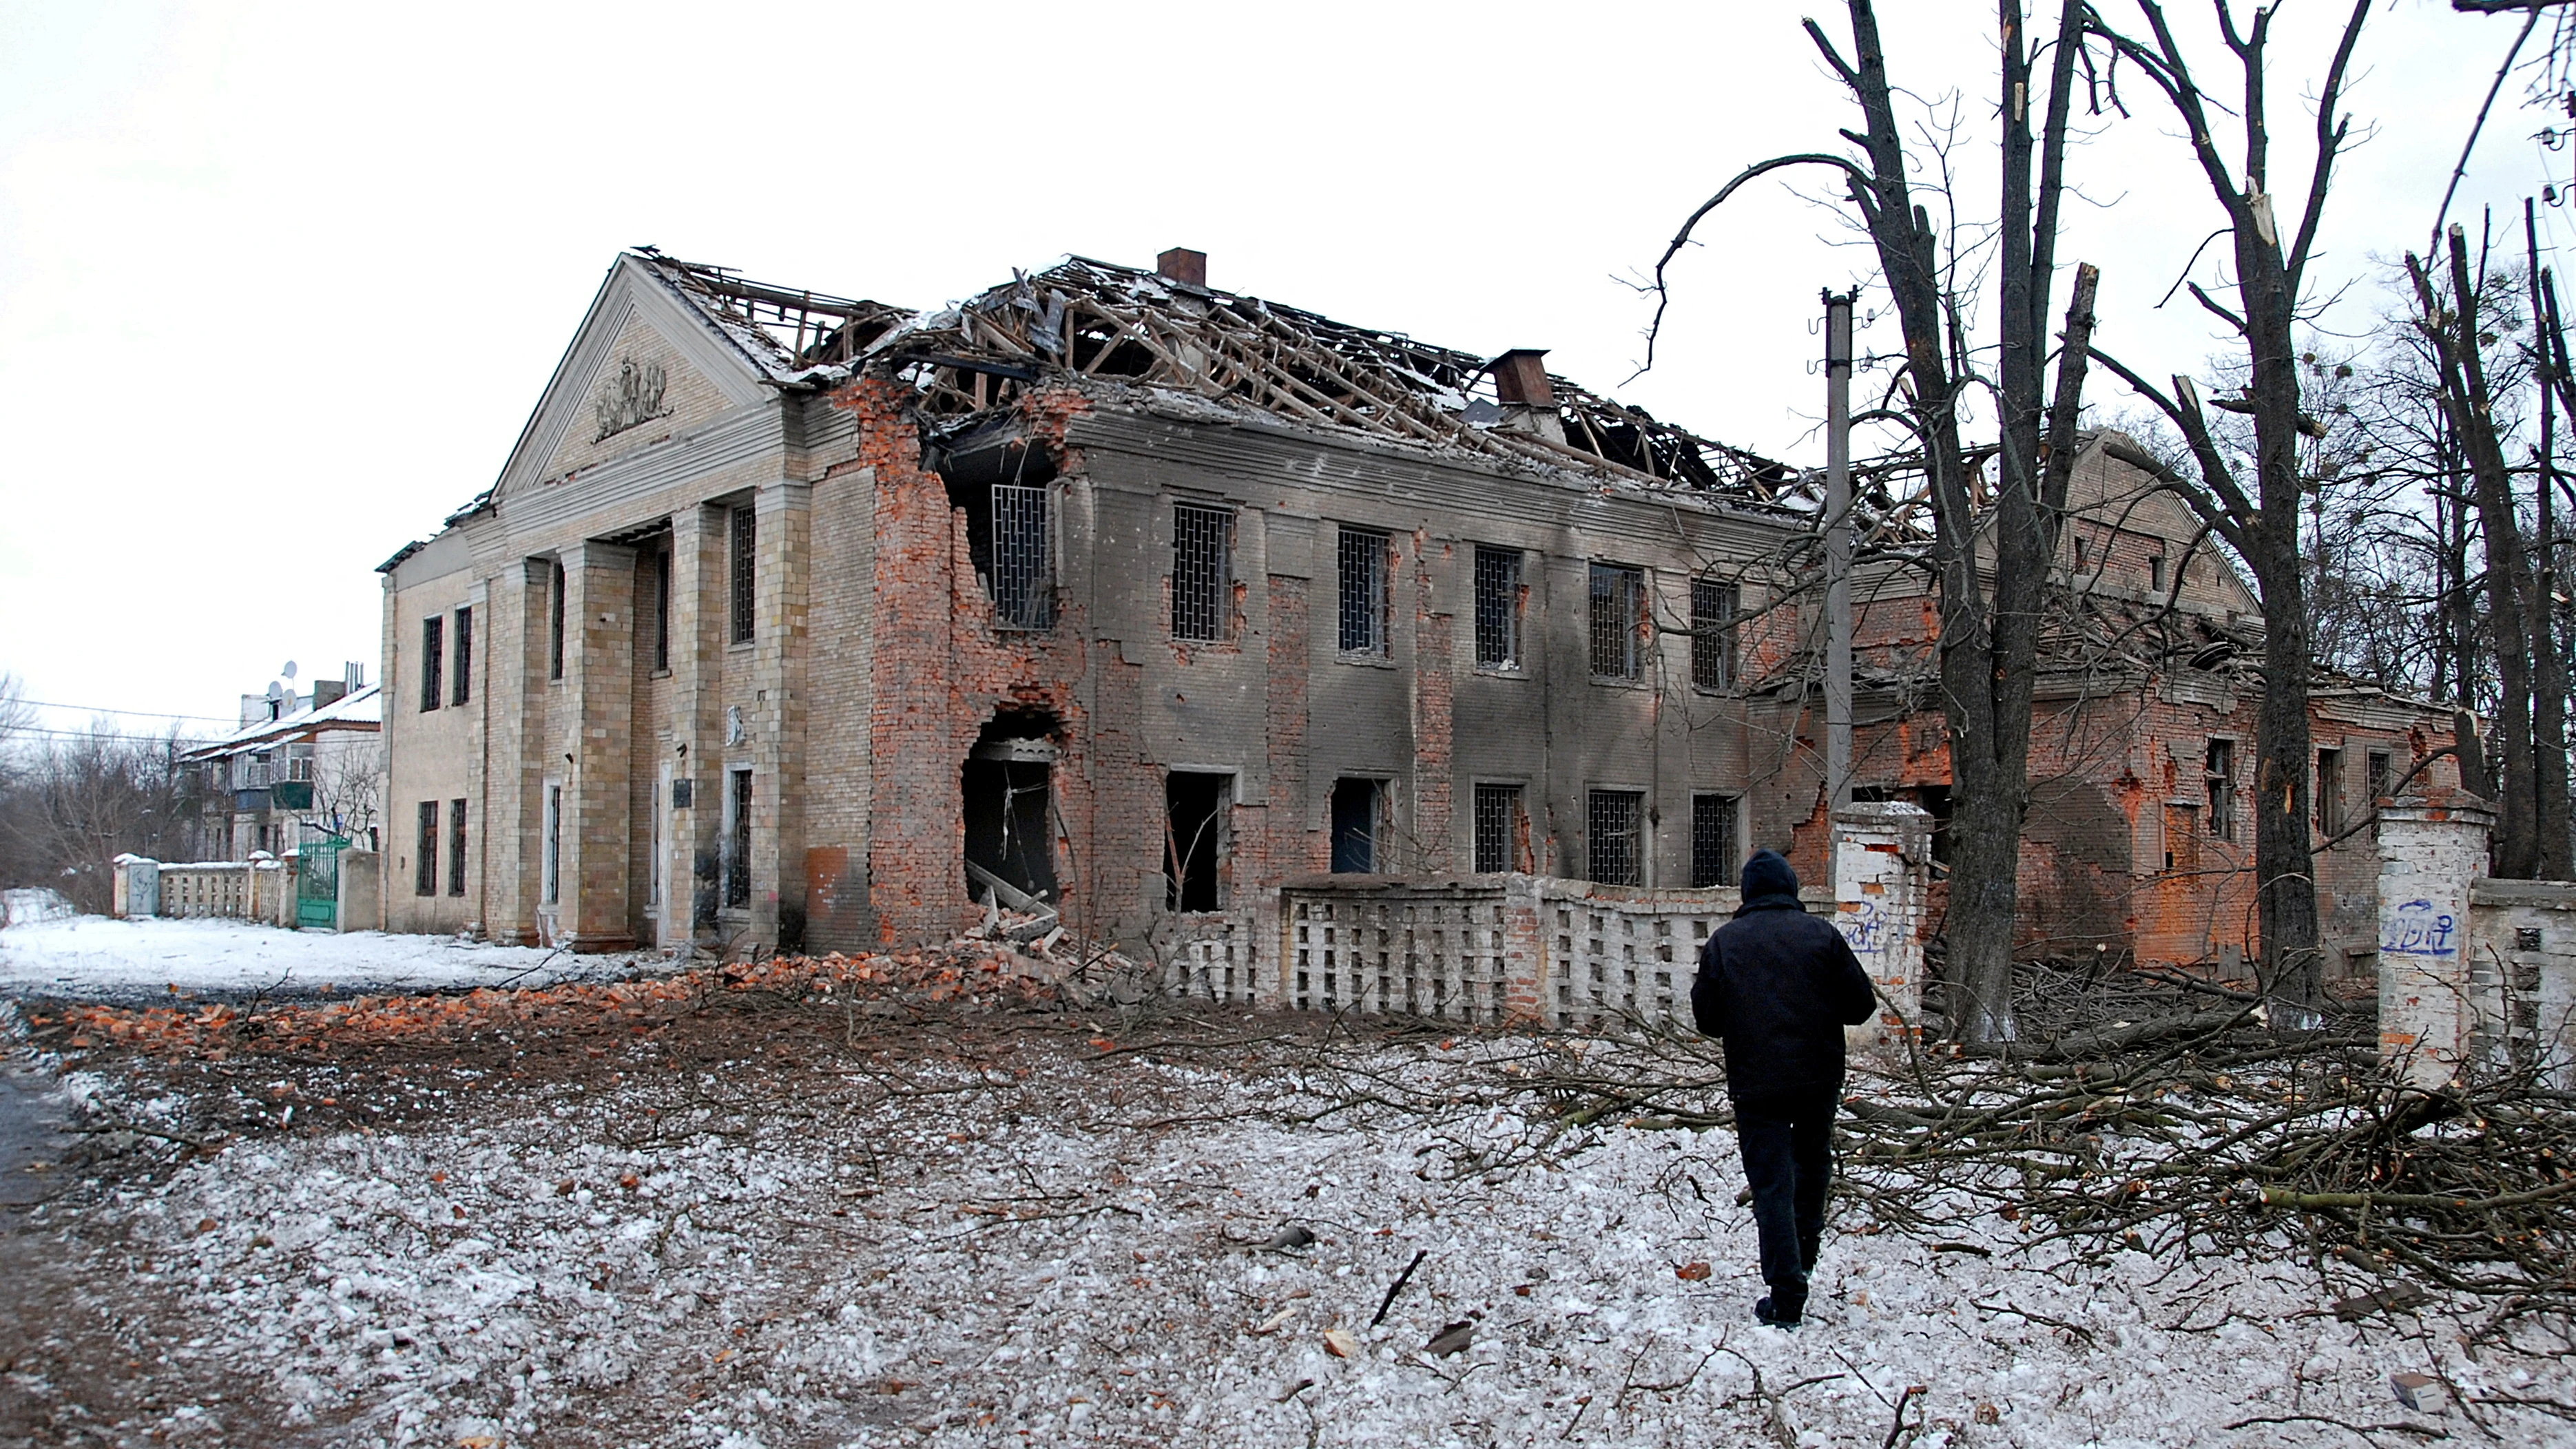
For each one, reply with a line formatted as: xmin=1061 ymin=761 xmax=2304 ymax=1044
xmin=1690 ymin=848 xmax=1878 ymax=1328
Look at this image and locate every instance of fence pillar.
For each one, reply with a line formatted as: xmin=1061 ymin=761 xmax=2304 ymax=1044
xmin=2378 ymin=793 xmax=2495 ymax=1087
xmin=337 ymin=849 xmax=383 ymax=932
xmin=112 ymin=855 xmax=159 ymax=919
xmin=1833 ymin=802 xmax=1932 ymax=1059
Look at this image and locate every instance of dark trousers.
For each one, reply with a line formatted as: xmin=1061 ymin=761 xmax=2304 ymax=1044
xmin=1734 ymin=1087 xmax=1839 ymax=1308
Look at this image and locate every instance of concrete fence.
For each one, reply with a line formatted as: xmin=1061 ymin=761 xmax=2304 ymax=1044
xmin=1168 ymin=804 xmax=1933 ymax=1054
xmin=2378 ymin=794 xmax=2576 ymax=1087
xmin=107 ymin=851 xmax=380 ymax=933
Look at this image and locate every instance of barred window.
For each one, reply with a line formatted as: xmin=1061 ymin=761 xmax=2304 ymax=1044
xmin=415 ymin=801 xmax=439 ymax=897
xmin=2316 ymin=749 xmax=2345 ymax=837
xmin=1691 ymin=793 xmax=1740 ymax=888
xmin=1473 ymin=782 xmax=1524 ymax=873
xmin=1172 ymin=504 xmax=1232 ymax=640
xmin=1587 ymin=789 xmax=1645 ymax=886
xmin=450 ymin=607 xmax=472 ymax=706
xmin=547 ymin=559 xmax=566 ymax=680
xmin=541 ymin=784 xmax=561 ymax=904
xmin=419 ymin=614 xmax=443 ymax=713
xmin=725 ymin=768 xmax=754 ymax=908
xmin=1473 ymin=546 xmax=1522 ymax=669
xmin=649 ymin=547 xmax=672 ymax=671
xmin=1338 ymin=526 xmax=1389 ymax=656
xmin=991 ymin=483 xmax=1055 ymax=629
xmin=448 ymin=799 xmax=468 ymax=897
xmin=729 ymin=504 xmax=757 ymax=645
xmin=1691 ymin=578 xmax=1739 ymax=691
xmin=2205 ymin=738 xmax=2235 ymax=842
xmin=1588 ymin=563 xmax=1646 ymax=680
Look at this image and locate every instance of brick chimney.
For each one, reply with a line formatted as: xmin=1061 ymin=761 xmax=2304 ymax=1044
xmin=1488 ymin=348 xmax=1566 ymax=444
xmin=1490 ymin=348 xmax=1554 ymax=407
xmin=1156 ymin=247 xmax=1207 ymax=289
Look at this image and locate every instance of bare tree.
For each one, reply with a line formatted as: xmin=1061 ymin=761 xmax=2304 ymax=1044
xmin=1643 ymin=1 xmax=2104 ymax=1043
xmin=2084 ymin=0 xmax=2371 ymax=1028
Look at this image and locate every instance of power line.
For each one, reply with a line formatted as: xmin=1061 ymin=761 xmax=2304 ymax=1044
xmin=17 ymin=699 xmax=240 ymax=723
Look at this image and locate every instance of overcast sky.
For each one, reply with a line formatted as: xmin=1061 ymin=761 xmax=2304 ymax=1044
xmin=0 ymin=0 xmax=2562 ymax=736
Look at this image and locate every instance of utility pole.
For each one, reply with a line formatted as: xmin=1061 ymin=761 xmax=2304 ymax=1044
xmin=1823 ymin=289 xmax=1856 ymax=813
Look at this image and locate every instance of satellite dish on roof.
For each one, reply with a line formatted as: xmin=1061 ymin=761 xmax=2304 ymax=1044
xmin=266 ymin=681 xmax=287 ymax=701
xmin=280 ymin=660 xmax=298 ymax=680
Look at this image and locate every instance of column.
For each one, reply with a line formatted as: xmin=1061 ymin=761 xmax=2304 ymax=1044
xmin=486 ymin=558 xmax=552 ymax=945
xmin=561 ymin=540 xmax=636 ymax=951
xmin=1833 ymin=802 xmax=1932 ymax=1060
xmin=666 ymin=505 xmax=724 ymax=948
xmin=2378 ymin=793 xmax=2495 ymax=1087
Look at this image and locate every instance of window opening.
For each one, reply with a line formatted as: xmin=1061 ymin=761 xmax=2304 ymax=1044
xmin=2073 ymin=535 xmax=2089 ymax=573
xmin=1588 ymin=789 xmax=1646 ymax=886
xmin=415 ymin=801 xmax=439 ymax=897
xmin=650 ymin=547 xmax=672 ymax=671
xmin=724 ymin=768 xmax=753 ymax=908
xmin=2205 ymin=739 xmax=2236 ymax=842
xmin=541 ymin=784 xmax=562 ymax=904
xmin=2316 ymin=749 xmax=2345 ymax=837
xmin=451 ymin=607 xmax=472 ymax=706
xmin=419 ymin=614 xmax=444 ymax=713
xmin=729 ymin=505 xmax=757 ymax=645
xmin=2148 ymin=552 xmax=2167 ymax=592
xmin=1338 ymin=526 xmax=1390 ymax=656
xmin=1691 ymin=578 xmax=1740 ymax=690
xmin=448 ymin=799 xmax=467 ymax=896
xmin=287 ymin=744 xmax=315 ymax=783
xmin=1588 ymin=563 xmax=1646 ymax=680
xmin=1472 ymin=547 xmax=1522 ymax=669
xmin=991 ymin=483 xmax=1055 ymax=629
xmin=1691 ymin=794 xmax=1740 ymax=887
xmin=1172 ymin=504 xmax=1232 ymax=640
xmin=1330 ymin=778 xmax=1384 ymax=874
xmin=548 ymin=559 xmax=567 ymax=680
xmin=1472 ymin=783 xmax=1524 ymax=874
xmin=1165 ymin=772 xmax=1231 ymax=911
xmin=2367 ymin=749 xmax=2393 ymax=838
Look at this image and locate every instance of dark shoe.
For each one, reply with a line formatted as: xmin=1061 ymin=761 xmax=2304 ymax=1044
xmin=1754 ymin=1295 xmax=1803 ymax=1329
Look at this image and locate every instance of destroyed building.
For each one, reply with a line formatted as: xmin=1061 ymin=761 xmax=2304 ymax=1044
xmin=377 ymin=247 xmax=2454 ymax=992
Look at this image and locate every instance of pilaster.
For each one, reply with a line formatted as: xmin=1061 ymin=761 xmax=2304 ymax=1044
xmin=750 ymin=479 xmax=812 ymax=950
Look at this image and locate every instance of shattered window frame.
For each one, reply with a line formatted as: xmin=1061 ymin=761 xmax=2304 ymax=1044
xmin=450 ymin=606 xmax=473 ymax=707
xmin=1690 ymin=578 xmax=1740 ymax=692
xmin=2316 ymin=748 xmax=2345 ymax=839
xmin=2205 ymin=738 xmax=2236 ymax=842
xmin=1690 ymin=793 xmax=1740 ymax=888
xmin=728 ymin=504 xmax=758 ymax=647
xmin=1472 ymin=782 xmax=1524 ymax=874
xmin=415 ymin=800 xmax=439 ymax=897
xmin=990 ymin=483 xmax=1055 ymax=630
xmin=1472 ymin=546 xmax=1523 ymax=671
xmin=1588 ymin=563 xmax=1648 ymax=682
xmin=1171 ymin=503 xmax=1234 ymax=643
xmin=419 ymin=613 xmax=443 ymax=714
xmin=1587 ymin=789 xmax=1646 ymax=887
xmin=1338 ymin=526 xmax=1391 ymax=658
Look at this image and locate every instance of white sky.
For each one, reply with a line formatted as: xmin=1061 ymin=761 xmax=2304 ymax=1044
xmin=0 ymin=0 xmax=2563 ymax=736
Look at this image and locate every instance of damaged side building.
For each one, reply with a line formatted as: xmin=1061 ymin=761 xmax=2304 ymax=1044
xmin=378 ymin=247 xmax=2455 ymax=1001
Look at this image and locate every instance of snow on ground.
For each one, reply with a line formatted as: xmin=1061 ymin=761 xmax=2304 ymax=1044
xmin=0 ymin=909 xmax=662 ymax=1001
xmin=55 ymin=1036 xmax=2576 ymax=1448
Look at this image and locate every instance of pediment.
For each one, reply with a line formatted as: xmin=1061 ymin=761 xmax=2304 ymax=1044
xmin=490 ymin=256 xmax=777 ymax=503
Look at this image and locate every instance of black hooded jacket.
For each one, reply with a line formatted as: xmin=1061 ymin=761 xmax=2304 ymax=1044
xmin=1690 ymin=851 xmax=1879 ymax=1105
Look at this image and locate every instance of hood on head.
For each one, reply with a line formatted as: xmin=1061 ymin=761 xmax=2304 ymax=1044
xmin=1741 ymin=848 xmax=1799 ymax=899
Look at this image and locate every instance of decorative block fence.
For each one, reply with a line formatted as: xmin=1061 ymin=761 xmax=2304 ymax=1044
xmin=109 ymin=850 xmax=382 ymax=934
xmin=2379 ymin=796 xmax=2576 ymax=1087
xmin=1169 ymin=804 xmax=1933 ymax=1054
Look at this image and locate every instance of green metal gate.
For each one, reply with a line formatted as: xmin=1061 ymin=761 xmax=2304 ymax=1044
xmin=297 ymin=834 xmax=349 ymax=930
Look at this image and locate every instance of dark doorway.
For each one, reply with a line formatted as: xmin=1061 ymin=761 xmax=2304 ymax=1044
xmin=1331 ymin=778 xmax=1384 ymax=874
xmin=963 ymin=711 xmax=1060 ymax=905
xmin=1165 ymin=772 xmax=1230 ymax=911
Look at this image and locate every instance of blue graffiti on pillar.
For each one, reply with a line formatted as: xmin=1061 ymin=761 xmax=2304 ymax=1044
xmin=2381 ymin=898 xmax=2458 ymax=958
xmin=1836 ymin=897 xmax=1885 ymax=957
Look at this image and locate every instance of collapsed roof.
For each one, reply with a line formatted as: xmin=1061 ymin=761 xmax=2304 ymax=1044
xmin=623 ymin=251 xmax=1909 ymax=532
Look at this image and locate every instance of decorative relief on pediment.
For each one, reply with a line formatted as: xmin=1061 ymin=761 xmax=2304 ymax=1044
xmin=592 ymin=357 xmax=670 ymax=442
